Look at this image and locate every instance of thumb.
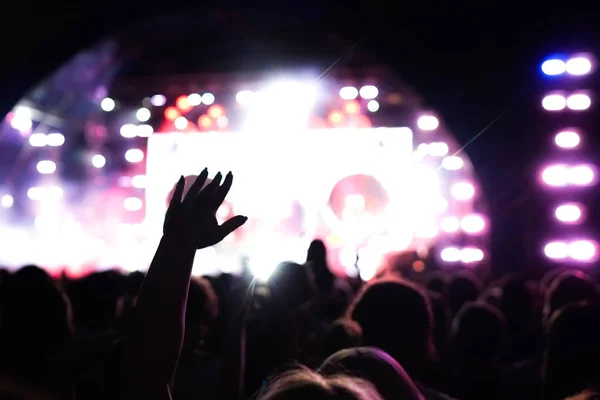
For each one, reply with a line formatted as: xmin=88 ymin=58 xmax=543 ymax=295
xmin=219 ymin=215 xmax=248 ymax=238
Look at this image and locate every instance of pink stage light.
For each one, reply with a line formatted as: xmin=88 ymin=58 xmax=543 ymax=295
xmin=554 ymin=130 xmax=580 ymax=149
xmin=555 ymin=203 xmax=583 ymax=223
xmin=542 ymin=164 xmax=569 ymax=186
xmin=569 ymin=240 xmax=596 ymax=261
xmin=461 ymin=214 xmax=485 ymax=233
xmin=544 ymin=241 xmax=568 ymax=259
xmin=451 ymin=182 xmax=475 ymax=200
xmin=542 ymin=94 xmax=567 ymax=111
xmin=460 ymin=247 xmax=484 ymax=264
xmin=566 ymin=56 xmax=593 ymax=76
xmin=440 ymin=247 xmax=461 ymax=262
xmin=566 ymin=93 xmax=591 ymax=110
xmin=440 ymin=216 xmax=460 ymax=233
xmin=569 ymin=165 xmax=595 ymax=186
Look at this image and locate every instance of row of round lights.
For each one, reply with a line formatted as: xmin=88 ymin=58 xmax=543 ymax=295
xmin=540 ymin=53 xmax=597 ymax=263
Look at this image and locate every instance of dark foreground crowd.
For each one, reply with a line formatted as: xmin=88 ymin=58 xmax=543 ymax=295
xmin=0 ymin=170 xmax=599 ymax=400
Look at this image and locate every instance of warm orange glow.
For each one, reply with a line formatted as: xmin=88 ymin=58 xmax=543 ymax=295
xmin=328 ymin=111 xmax=344 ymax=125
xmin=208 ymin=105 xmax=225 ymax=119
xmin=344 ymin=101 xmax=360 ymax=115
xmin=412 ymin=260 xmax=425 ymax=273
xmin=354 ymin=115 xmax=372 ymax=128
xmin=164 ymin=107 xmax=180 ymax=121
xmin=176 ymin=96 xmax=191 ymax=111
xmin=198 ymin=115 xmax=212 ymax=129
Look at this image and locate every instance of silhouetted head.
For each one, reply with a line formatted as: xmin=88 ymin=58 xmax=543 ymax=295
xmin=257 ymin=367 xmax=382 ymax=400
xmin=319 ymin=347 xmax=423 ymax=400
xmin=543 ymin=303 xmax=600 ymax=400
xmin=268 ymin=262 xmax=315 ymax=313
xmin=308 ymin=239 xmax=334 ymax=292
xmin=498 ymin=277 xmax=532 ymax=331
xmin=543 ymin=270 xmax=599 ymax=325
xmin=348 ymin=278 xmax=434 ymax=378
xmin=321 ymin=319 xmax=363 ymax=359
xmin=12 ymin=265 xmax=52 ymax=289
xmin=446 ymin=271 xmax=483 ymax=317
xmin=424 ymin=271 xmax=446 ymax=295
xmin=451 ymin=302 xmax=506 ymax=364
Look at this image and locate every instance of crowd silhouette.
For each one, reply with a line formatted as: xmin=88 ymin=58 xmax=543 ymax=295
xmin=0 ymin=169 xmax=599 ymax=400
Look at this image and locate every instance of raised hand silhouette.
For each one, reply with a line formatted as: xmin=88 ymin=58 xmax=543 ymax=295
xmin=163 ymin=168 xmax=247 ymax=249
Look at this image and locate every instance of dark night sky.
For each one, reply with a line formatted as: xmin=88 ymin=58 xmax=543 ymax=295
xmin=2 ymin=0 xmax=600 ymax=274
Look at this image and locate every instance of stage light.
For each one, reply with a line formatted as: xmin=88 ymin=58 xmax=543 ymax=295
xmin=208 ymin=105 xmax=225 ymax=119
xmin=542 ymin=164 xmax=569 ymax=186
xmin=187 ymin=93 xmax=202 ymax=106
xmin=236 ymin=90 xmax=254 ymax=104
xmin=165 ymin=107 xmax=180 ymax=120
xmin=569 ymin=239 xmax=596 ymax=261
xmin=555 ymin=130 xmax=580 ymax=149
xmin=344 ymin=101 xmax=360 ymax=114
xmin=176 ymin=96 xmax=191 ymax=111
xmin=101 ymin=97 xmax=115 ymax=112
xmin=359 ymin=85 xmax=378 ymax=99
xmin=46 ymin=133 xmax=65 ymax=147
xmin=29 ymin=133 xmax=47 ymax=147
xmin=328 ymin=111 xmax=344 ymax=125
xmin=442 ymin=156 xmax=464 ymax=170
xmin=566 ymin=56 xmax=592 ymax=76
xmin=461 ymin=214 xmax=485 ymax=233
xmin=441 ymin=247 xmax=461 ymax=262
xmin=429 ymin=142 xmax=449 ymax=156
xmin=1 ymin=194 xmax=13 ymax=208
xmin=542 ymin=94 xmax=567 ymax=111
xmin=202 ymin=93 xmax=215 ymax=105
xmin=417 ymin=115 xmax=439 ymax=131
xmin=544 ymin=241 xmax=568 ymax=259
xmin=244 ymin=81 xmax=317 ymax=131
xmin=367 ymin=100 xmax=379 ymax=112
xmin=27 ymin=186 xmax=63 ymax=201
xmin=10 ymin=114 xmax=32 ymax=132
xmin=131 ymin=175 xmax=147 ymax=189
xmin=357 ymin=248 xmax=381 ymax=281
xmin=91 ymin=154 xmax=106 ymax=168
xmin=37 ymin=160 xmax=56 ymax=174
xmin=339 ymin=86 xmax=359 ymax=100
xmin=151 ymin=94 xmax=166 ymax=107
xmin=566 ymin=93 xmax=591 ymax=110
xmin=136 ymin=107 xmax=151 ymax=122
xmin=460 ymin=247 xmax=484 ymax=263
xmin=451 ymin=182 xmax=475 ymax=200
xmin=569 ymin=165 xmax=595 ymax=186
xmin=124 ymin=197 xmax=143 ymax=211
xmin=120 ymin=124 xmax=137 ymax=138
xmin=198 ymin=115 xmax=212 ymax=129
xmin=125 ymin=149 xmax=144 ymax=163
xmin=137 ymin=124 xmax=154 ymax=137
xmin=440 ymin=217 xmax=460 ymax=233
xmin=174 ymin=116 xmax=188 ymax=130
xmin=542 ymin=59 xmax=566 ymax=76
xmin=555 ymin=203 xmax=583 ymax=223
xmin=217 ymin=116 xmax=229 ymax=128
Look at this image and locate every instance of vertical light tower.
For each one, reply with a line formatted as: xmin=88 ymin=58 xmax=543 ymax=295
xmin=540 ymin=54 xmax=597 ymax=265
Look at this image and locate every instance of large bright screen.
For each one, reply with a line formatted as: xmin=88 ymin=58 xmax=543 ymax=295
xmin=146 ymin=128 xmax=446 ymax=277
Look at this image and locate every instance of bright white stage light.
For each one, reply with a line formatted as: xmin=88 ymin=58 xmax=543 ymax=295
xmin=37 ymin=160 xmax=57 ymax=174
xmin=542 ymin=94 xmax=567 ymax=111
xmin=442 ymin=156 xmax=464 ymax=170
xmin=46 ymin=133 xmax=65 ymax=147
xmin=339 ymin=86 xmax=359 ymax=100
xmin=187 ymin=93 xmax=202 ymax=106
xmin=1 ymin=194 xmax=14 ymax=208
xmin=542 ymin=59 xmax=566 ymax=76
xmin=417 ymin=115 xmax=439 ymax=131
xmin=566 ymin=56 xmax=592 ymax=76
xmin=124 ymin=197 xmax=143 ymax=211
xmin=554 ymin=130 xmax=580 ymax=149
xmin=243 ymin=80 xmax=318 ymax=131
xmin=92 ymin=154 xmax=106 ymax=168
xmin=27 ymin=186 xmax=63 ymax=201
xmin=29 ymin=133 xmax=47 ymax=147
xmin=136 ymin=108 xmax=151 ymax=122
xmin=101 ymin=97 xmax=115 ymax=112
xmin=359 ymin=85 xmax=378 ymax=99
xmin=125 ymin=149 xmax=144 ymax=163
xmin=151 ymin=95 xmax=166 ymax=107
xmin=236 ymin=90 xmax=254 ymax=105
xmin=566 ymin=93 xmax=591 ymax=110
xmin=202 ymin=93 xmax=215 ymax=105
xmin=120 ymin=124 xmax=137 ymax=138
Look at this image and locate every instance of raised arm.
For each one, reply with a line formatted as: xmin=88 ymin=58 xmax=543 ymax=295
xmin=123 ymin=169 xmax=247 ymax=400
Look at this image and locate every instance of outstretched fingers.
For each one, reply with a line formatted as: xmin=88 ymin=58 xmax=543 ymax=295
xmin=163 ymin=175 xmax=185 ymax=234
xmin=183 ymin=168 xmax=209 ymax=207
xmin=219 ymin=215 xmax=248 ymax=238
xmin=211 ymin=171 xmax=233 ymax=210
